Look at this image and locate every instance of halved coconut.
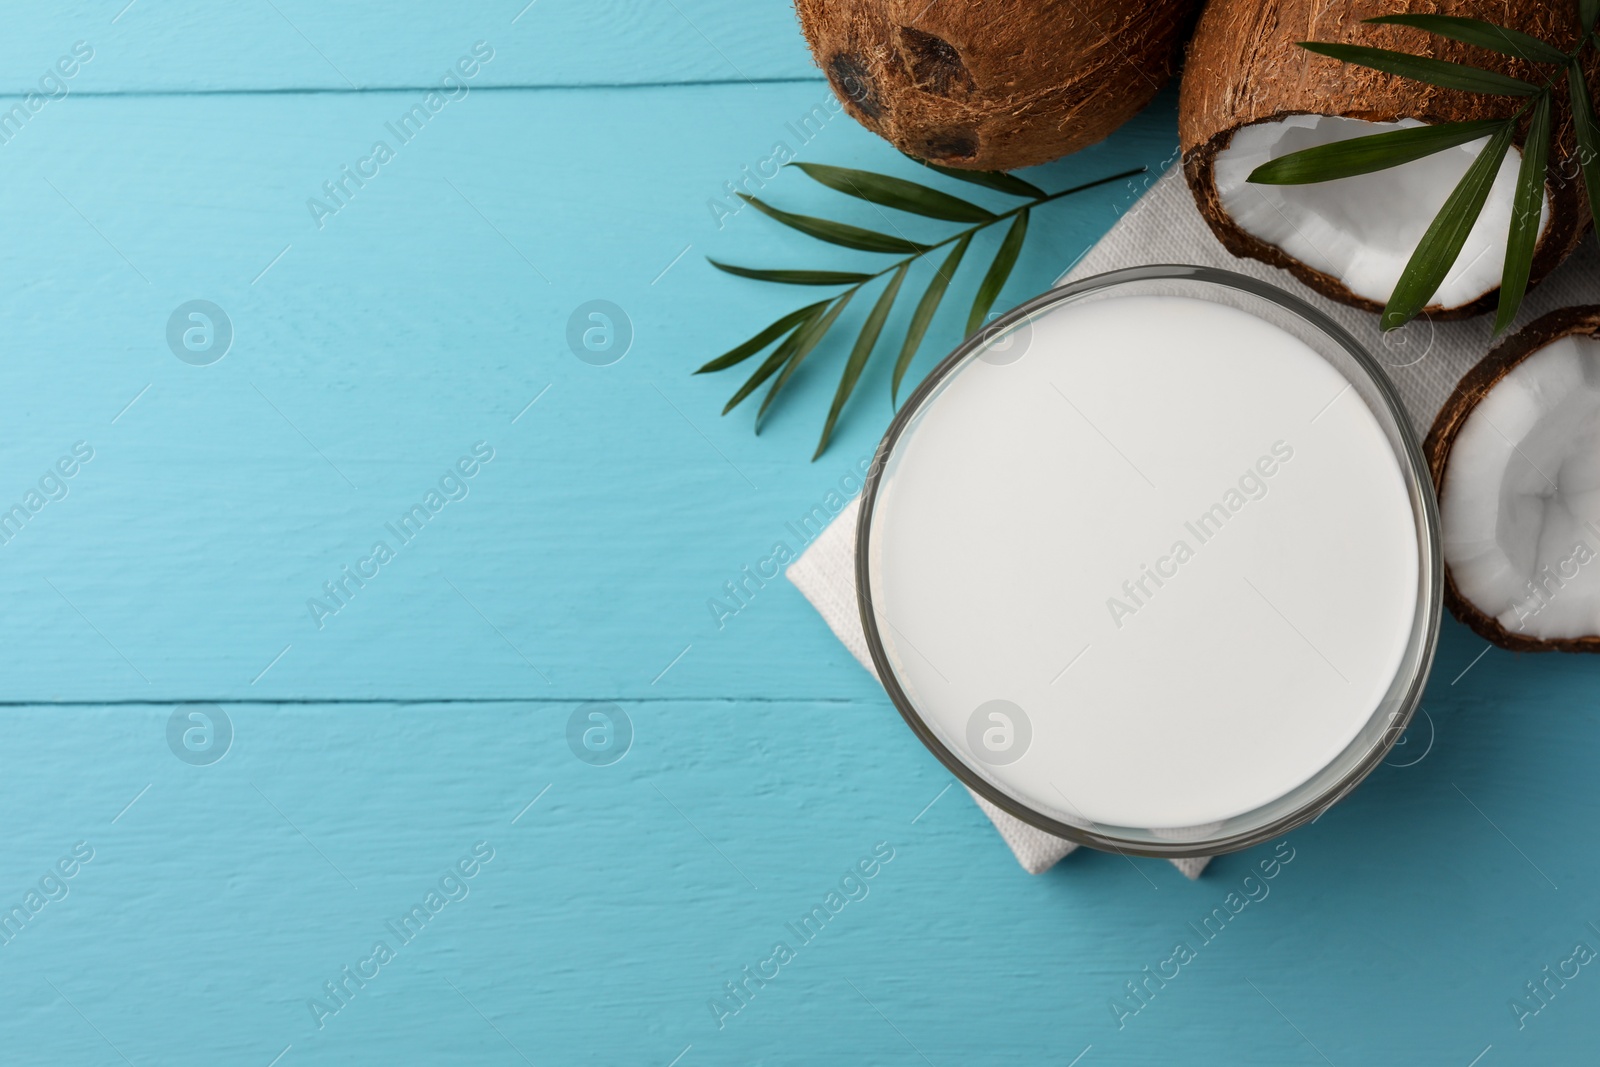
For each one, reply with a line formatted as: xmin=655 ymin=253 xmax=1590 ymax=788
xmin=1425 ymin=306 xmax=1600 ymax=650
xmin=1180 ymin=0 xmax=1587 ymax=319
xmin=796 ymin=0 xmax=1201 ymax=171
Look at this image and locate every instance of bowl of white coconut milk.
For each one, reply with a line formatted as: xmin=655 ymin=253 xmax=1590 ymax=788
xmin=856 ymin=264 xmax=1440 ymax=856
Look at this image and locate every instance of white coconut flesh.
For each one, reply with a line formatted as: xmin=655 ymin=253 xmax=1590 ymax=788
xmin=1213 ymin=115 xmax=1550 ymax=310
xmin=1441 ymin=335 xmax=1600 ymax=639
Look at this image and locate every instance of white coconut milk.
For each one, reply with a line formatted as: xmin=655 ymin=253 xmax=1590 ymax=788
xmin=866 ymin=294 xmax=1418 ymax=830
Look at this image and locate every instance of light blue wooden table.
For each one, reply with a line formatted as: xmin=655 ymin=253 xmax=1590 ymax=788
xmin=0 ymin=3 xmax=1594 ymax=1063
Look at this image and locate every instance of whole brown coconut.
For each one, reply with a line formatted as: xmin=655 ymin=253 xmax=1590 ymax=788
xmin=1425 ymin=305 xmax=1600 ymax=651
xmin=796 ymin=0 xmax=1202 ymax=172
xmin=1180 ymin=0 xmax=1590 ymax=319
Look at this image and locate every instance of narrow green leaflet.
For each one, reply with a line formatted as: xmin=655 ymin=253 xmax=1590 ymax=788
xmin=697 ymin=301 xmax=828 ymax=375
xmin=902 ymin=153 xmax=1048 ymax=198
xmin=1053 ymin=168 xmax=1146 ymax=200
xmin=1364 ymin=15 xmax=1570 ymax=65
xmin=967 ymin=209 xmax=1029 ymax=336
xmin=709 ymin=261 xmax=875 ymax=286
xmin=1583 ymin=0 xmax=1599 ymax=33
xmin=722 ymin=322 xmax=810 ymax=413
xmin=1248 ymin=119 xmax=1505 ymax=184
xmin=893 ymin=234 xmax=972 ymax=404
xmin=815 ymin=264 xmax=909 ymax=459
xmin=789 ymin=163 xmax=996 ymax=223
xmin=1299 ymin=42 xmax=1539 ymax=95
xmin=1383 ymin=121 xmax=1516 ymax=329
xmin=1569 ymin=62 xmax=1600 ymax=238
xmin=756 ymin=292 xmax=856 ymax=430
xmin=1495 ymin=94 xmax=1551 ymax=333
xmin=737 ymin=194 xmax=932 ymax=254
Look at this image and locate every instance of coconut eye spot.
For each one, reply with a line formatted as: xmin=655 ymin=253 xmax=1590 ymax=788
xmin=827 ymin=52 xmax=882 ymax=120
xmin=1212 ymin=115 xmax=1550 ymax=311
xmin=1440 ymin=334 xmax=1600 ymax=641
xmin=914 ymin=129 xmax=980 ymax=161
xmin=898 ymin=26 xmax=973 ymax=95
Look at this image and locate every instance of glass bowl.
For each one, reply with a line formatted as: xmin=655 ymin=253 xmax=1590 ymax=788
xmin=854 ymin=264 xmax=1442 ymax=857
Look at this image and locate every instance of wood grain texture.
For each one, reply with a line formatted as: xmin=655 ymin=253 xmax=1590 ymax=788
xmin=0 ymin=0 xmax=822 ymax=93
xmin=0 ymin=636 xmax=1597 ymax=1066
xmin=0 ymin=82 xmax=1174 ymax=703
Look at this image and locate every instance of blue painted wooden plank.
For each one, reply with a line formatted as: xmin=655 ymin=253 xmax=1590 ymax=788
xmin=0 ymin=624 xmax=1596 ymax=1065
xmin=0 ymin=81 xmax=1176 ymax=702
xmin=0 ymin=0 xmax=821 ymax=95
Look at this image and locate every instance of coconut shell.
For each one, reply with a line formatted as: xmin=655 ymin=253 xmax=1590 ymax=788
xmin=1180 ymin=0 xmax=1590 ymax=318
xmin=1424 ymin=305 xmax=1600 ymax=651
xmin=796 ymin=0 xmax=1202 ymax=172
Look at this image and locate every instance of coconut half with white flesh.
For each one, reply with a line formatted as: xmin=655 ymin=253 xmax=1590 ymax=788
xmin=1180 ymin=0 xmax=1588 ymax=319
xmin=1426 ymin=306 xmax=1600 ymax=650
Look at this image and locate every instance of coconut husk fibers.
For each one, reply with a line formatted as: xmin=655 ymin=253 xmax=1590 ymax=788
xmin=1424 ymin=305 xmax=1600 ymax=651
xmin=1180 ymin=0 xmax=1590 ymax=318
xmin=796 ymin=0 xmax=1201 ymax=171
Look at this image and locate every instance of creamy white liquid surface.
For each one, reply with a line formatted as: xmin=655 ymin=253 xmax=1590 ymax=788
xmin=866 ymin=294 xmax=1419 ymax=829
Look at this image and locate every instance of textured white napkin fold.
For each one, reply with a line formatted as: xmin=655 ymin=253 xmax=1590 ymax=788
xmin=787 ymin=165 xmax=1600 ymax=877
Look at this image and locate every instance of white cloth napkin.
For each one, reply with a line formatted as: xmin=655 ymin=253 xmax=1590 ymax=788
xmin=787 ymin=165 xmax=1600 ymax=876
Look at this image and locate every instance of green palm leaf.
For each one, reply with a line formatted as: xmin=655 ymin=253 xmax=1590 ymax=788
xmin=902 ymin=153 xmax=1048 ymax=198
xmin=756 ymin=292 xmax=856 ymax=431
xmin=815 ymin=264 xmax=909 ymax=459
xmin=1247 ymin=119 xmax=1506 ymax=184
xmin=1582 ymin=0 xmax=1598 ymax=33
xmin=967 ymin=209 xmax=1029 ymax=336
xmin=737 ymin=193 xmax=933 ymax=253
xmin=1382 ymin=120 xmax=1516 ymax=329
xmin=1364 ymin=15 xmax=1569 ymax=66
xmin=1495 ymin=94 xmax=1551 ymax=333
xmin=789 ymin=163 xmax=996 ymax=223
xmin=709 ymin=261 xmax=874 ymax=286
xmin=699 ymin=163 xmax=1145 ymax=447
xmin=696 ymin=301 xmax=828 ymax=374
xmin=722 ymin=320 xmax=812 ymax=413
xmin=1299 ymin=42 xmax=1540 ymax=96
xmin=893 ymin=234 xmax=972 ymax=404
xmin=1569 ymin=62 xmax=1600 ymax=237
